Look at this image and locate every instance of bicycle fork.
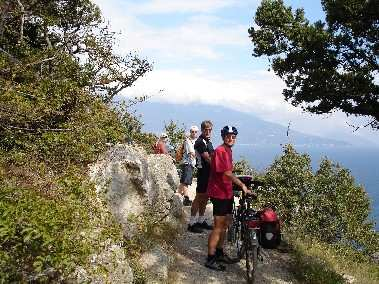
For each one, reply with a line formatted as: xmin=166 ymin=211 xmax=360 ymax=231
xmin=248 ymin=228 xmax=263 ymax=262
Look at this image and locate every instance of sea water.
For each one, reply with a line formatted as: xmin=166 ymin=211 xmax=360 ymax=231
xmin=233 ymin=144 xmax=379 ymax=231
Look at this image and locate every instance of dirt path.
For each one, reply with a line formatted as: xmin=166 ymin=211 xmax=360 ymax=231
xmin=169 ymin=183 xmax=298 ymax=284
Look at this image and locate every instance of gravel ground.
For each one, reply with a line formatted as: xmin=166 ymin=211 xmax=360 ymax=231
xmin=169 ymin=182 xmax=298 ymax=284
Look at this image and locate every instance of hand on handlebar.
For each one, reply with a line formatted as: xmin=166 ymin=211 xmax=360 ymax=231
xmin=241 ymin=184 xmax=255 ymax=196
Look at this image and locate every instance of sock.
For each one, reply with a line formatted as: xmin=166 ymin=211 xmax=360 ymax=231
xmin=198 ymin=215 xmax=206 ymax=224
xmin=207 ymin=254 xmax=216 ymax=261
xmin=216 ymin=248 xmax=223 ymax=256
xmin=189 ymin=215 xmax=197 ymax=225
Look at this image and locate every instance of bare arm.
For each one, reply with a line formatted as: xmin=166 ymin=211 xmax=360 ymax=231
xmin=224 ymin=170 xmax=253 ymax=195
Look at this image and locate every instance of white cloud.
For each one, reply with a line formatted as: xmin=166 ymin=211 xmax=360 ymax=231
xmin=123 ymin=68 xmax=379 ymax=145
xmin=124 ymin=0 xmax=248 ymax=14
xmin=123 ymin=68 xmax=286 ymax=114
xmin=94 ymin=0 xmax=250 ymax=60
xmin=93 ymin=0 xmax=379 ymax=146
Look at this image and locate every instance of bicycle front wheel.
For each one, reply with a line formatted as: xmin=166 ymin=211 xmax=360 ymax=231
xmin=245 ymin=230 xmax=258 ymax=283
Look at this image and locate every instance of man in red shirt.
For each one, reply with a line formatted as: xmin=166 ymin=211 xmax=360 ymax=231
xmin=205 ymin=126 xmax=253 ymax=271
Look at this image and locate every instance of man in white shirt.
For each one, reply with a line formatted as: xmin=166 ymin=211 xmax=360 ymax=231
xmin=178 ymin=125 xmax=199 ymax=206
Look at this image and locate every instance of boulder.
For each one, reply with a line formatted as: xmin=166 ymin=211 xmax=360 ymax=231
xmin=72 ymin=244 xmax=133 ymax=284
xmin=139 ymin=246 xmax=174 ymax=283
xmin=89 ymin=144 xmax=184 ymax=238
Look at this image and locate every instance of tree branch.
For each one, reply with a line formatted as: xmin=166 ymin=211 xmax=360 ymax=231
xmin=25 ymin=56 xmax=56 ymax=67
xmin=0 ymin=87 xmax=37 ymax=100
xmin=45 ymin=26 xmax=52 ymax=49
xmin=346 ymin=119 xmax=376 ymax=132
xmin=0 ymin=124 xmax=72 ymax=132
xmin=0 ymin=47 xmax=20 ymax=63
xmin=346 ymin=121 xmax=360 ymax=132
xmin=16 ymin=0 xmax=24 ymax=44
xmin=0 ymin=1 xmax=9 ymax=38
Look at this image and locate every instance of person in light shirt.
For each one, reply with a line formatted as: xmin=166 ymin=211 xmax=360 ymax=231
xmin=178 ymin=125 xmax=199 ymax=206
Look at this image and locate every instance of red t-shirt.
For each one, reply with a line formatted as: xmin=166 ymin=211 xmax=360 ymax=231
xmin=207 ymin=145 xmax=233 ymax=199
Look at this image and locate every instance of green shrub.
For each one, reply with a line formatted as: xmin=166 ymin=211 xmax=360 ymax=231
xmin=258 ymin=144 xmax=379 ymax=254
xmin=259 ymin=144 xmax=314 ymax=227
xmin=289 ymin=235 xmax=379 ymax=284
xmin=233 ymin=158 xmax=258 ymax=175
xmin=0 ymin=167 xmax=123 ymax=282
xmin=290 ymin=240 xmax=346 ymax=284
xmin=0 ymin=0 xmax=156 ymax=282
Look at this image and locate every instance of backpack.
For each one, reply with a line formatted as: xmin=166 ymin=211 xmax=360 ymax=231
xmin=175 ymin=141 xmax=185 ymax=163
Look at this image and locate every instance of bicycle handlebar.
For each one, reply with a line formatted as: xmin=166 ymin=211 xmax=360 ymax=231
xmin=232 ymin=189 xmax=257 ymax=199
xmin=242 ymin=191 xmax=257 ymax=200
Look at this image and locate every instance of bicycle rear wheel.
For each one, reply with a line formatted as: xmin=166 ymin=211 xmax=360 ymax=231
xmin=227 ymin=219 xmax=237 ymax=243
xmin=227 ymin=220 xmax=244 ymax=260
xmin=245 ymin=230 xmax=258 ymax=283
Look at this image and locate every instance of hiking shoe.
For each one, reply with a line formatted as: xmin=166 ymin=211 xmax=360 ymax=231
xmin=187 ymin=223 xmax=203 ymax=233
xmin=205 ymin=257 xmax=226 ymax=271
xmin=216 ymin=252 xmax=239 ymax=264
xmin=197 ymin=221 xmax=213 ymax=230
xmin=183 ymin=197 xmax=192 ymax=206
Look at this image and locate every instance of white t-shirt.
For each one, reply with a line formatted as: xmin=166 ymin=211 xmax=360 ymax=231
xmin=182 ymin=137 xmax=196 ymax=167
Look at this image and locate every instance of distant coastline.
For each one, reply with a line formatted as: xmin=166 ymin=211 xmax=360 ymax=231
xmin=234 ymin=144 xmax=379 ymax=231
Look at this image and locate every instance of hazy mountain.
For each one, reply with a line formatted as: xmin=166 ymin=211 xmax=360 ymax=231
xmin=131 ymin=102 xmax=350 ymax=146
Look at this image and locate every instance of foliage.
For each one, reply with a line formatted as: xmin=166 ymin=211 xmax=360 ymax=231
xmin=259 ymin=144 xmax=379 ymax=254
xmin=164 ymin=120 xmax=186 ymax=156
xmin=125 ymin=209 xmax=182 ymax=284
xmin=0 ymin=0 xmax=152 ymax=167
xmin=290 ymin=240 xmax=346 ymax=284
xmin=303 ymin=159 xmax=377 ymax=249
xmin=0 ymin=161 xmax=123 ymax=282
xmin=233 ymin=157 xmax=257 ymax=175
xmin=289 ymin=235 xmax=379 ymax=284
xmin=259 ymin=144 xmax=314 ymax=226
xmin=134 ymin=132 xmax=159 ymax=154
xmin=249 ymin=0 xmax=379 ymax=129
xmin=0 ymin=0 xmax=154 ymax=281
xmin=127 ymin=209 xmax=181 ymax=252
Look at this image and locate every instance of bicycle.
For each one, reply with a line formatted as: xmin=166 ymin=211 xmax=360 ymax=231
xmin=228 ymin=178 xmax=263 ymax=284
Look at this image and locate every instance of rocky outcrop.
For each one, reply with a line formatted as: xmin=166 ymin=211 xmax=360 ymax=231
xmin=139 ymin=246 xmax=174 ymax=283
xmin=90 ymin=144 xmax=183 ymax=236
xmin=88 ymin=144 xmax=184 ymax=283
xmin=72 ymin=244 xmax=134 ymax=284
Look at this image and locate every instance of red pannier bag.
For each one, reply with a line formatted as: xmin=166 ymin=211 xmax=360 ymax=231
xmin=259 ymin=207 xmax=281 ymax=249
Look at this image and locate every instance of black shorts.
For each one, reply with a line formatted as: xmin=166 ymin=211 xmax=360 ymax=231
xmin=211 ymin=198 xmax=233 ymax=216
xmin=196 ymin=169 xmax=210 ymax=193
xmin=180 ymin=164 xmax=193 ymax=185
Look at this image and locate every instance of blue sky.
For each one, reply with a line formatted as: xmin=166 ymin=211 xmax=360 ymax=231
xmin=94 ymin=0 xmax=378 ymax=146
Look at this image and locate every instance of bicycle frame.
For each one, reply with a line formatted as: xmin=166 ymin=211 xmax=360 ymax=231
xmin=228 ymin=191 xmax=261 ymax=283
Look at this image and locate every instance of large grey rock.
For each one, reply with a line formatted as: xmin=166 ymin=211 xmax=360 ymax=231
xmin=89 ymin=144 xmax=184 ymax=283
xmin=89 ymin=144 xmax=184 ymax=238
xmin=139 ymin=246 xmax=174 ymax=283
xmin=72 ymin=244 xmax=133 ymax=284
